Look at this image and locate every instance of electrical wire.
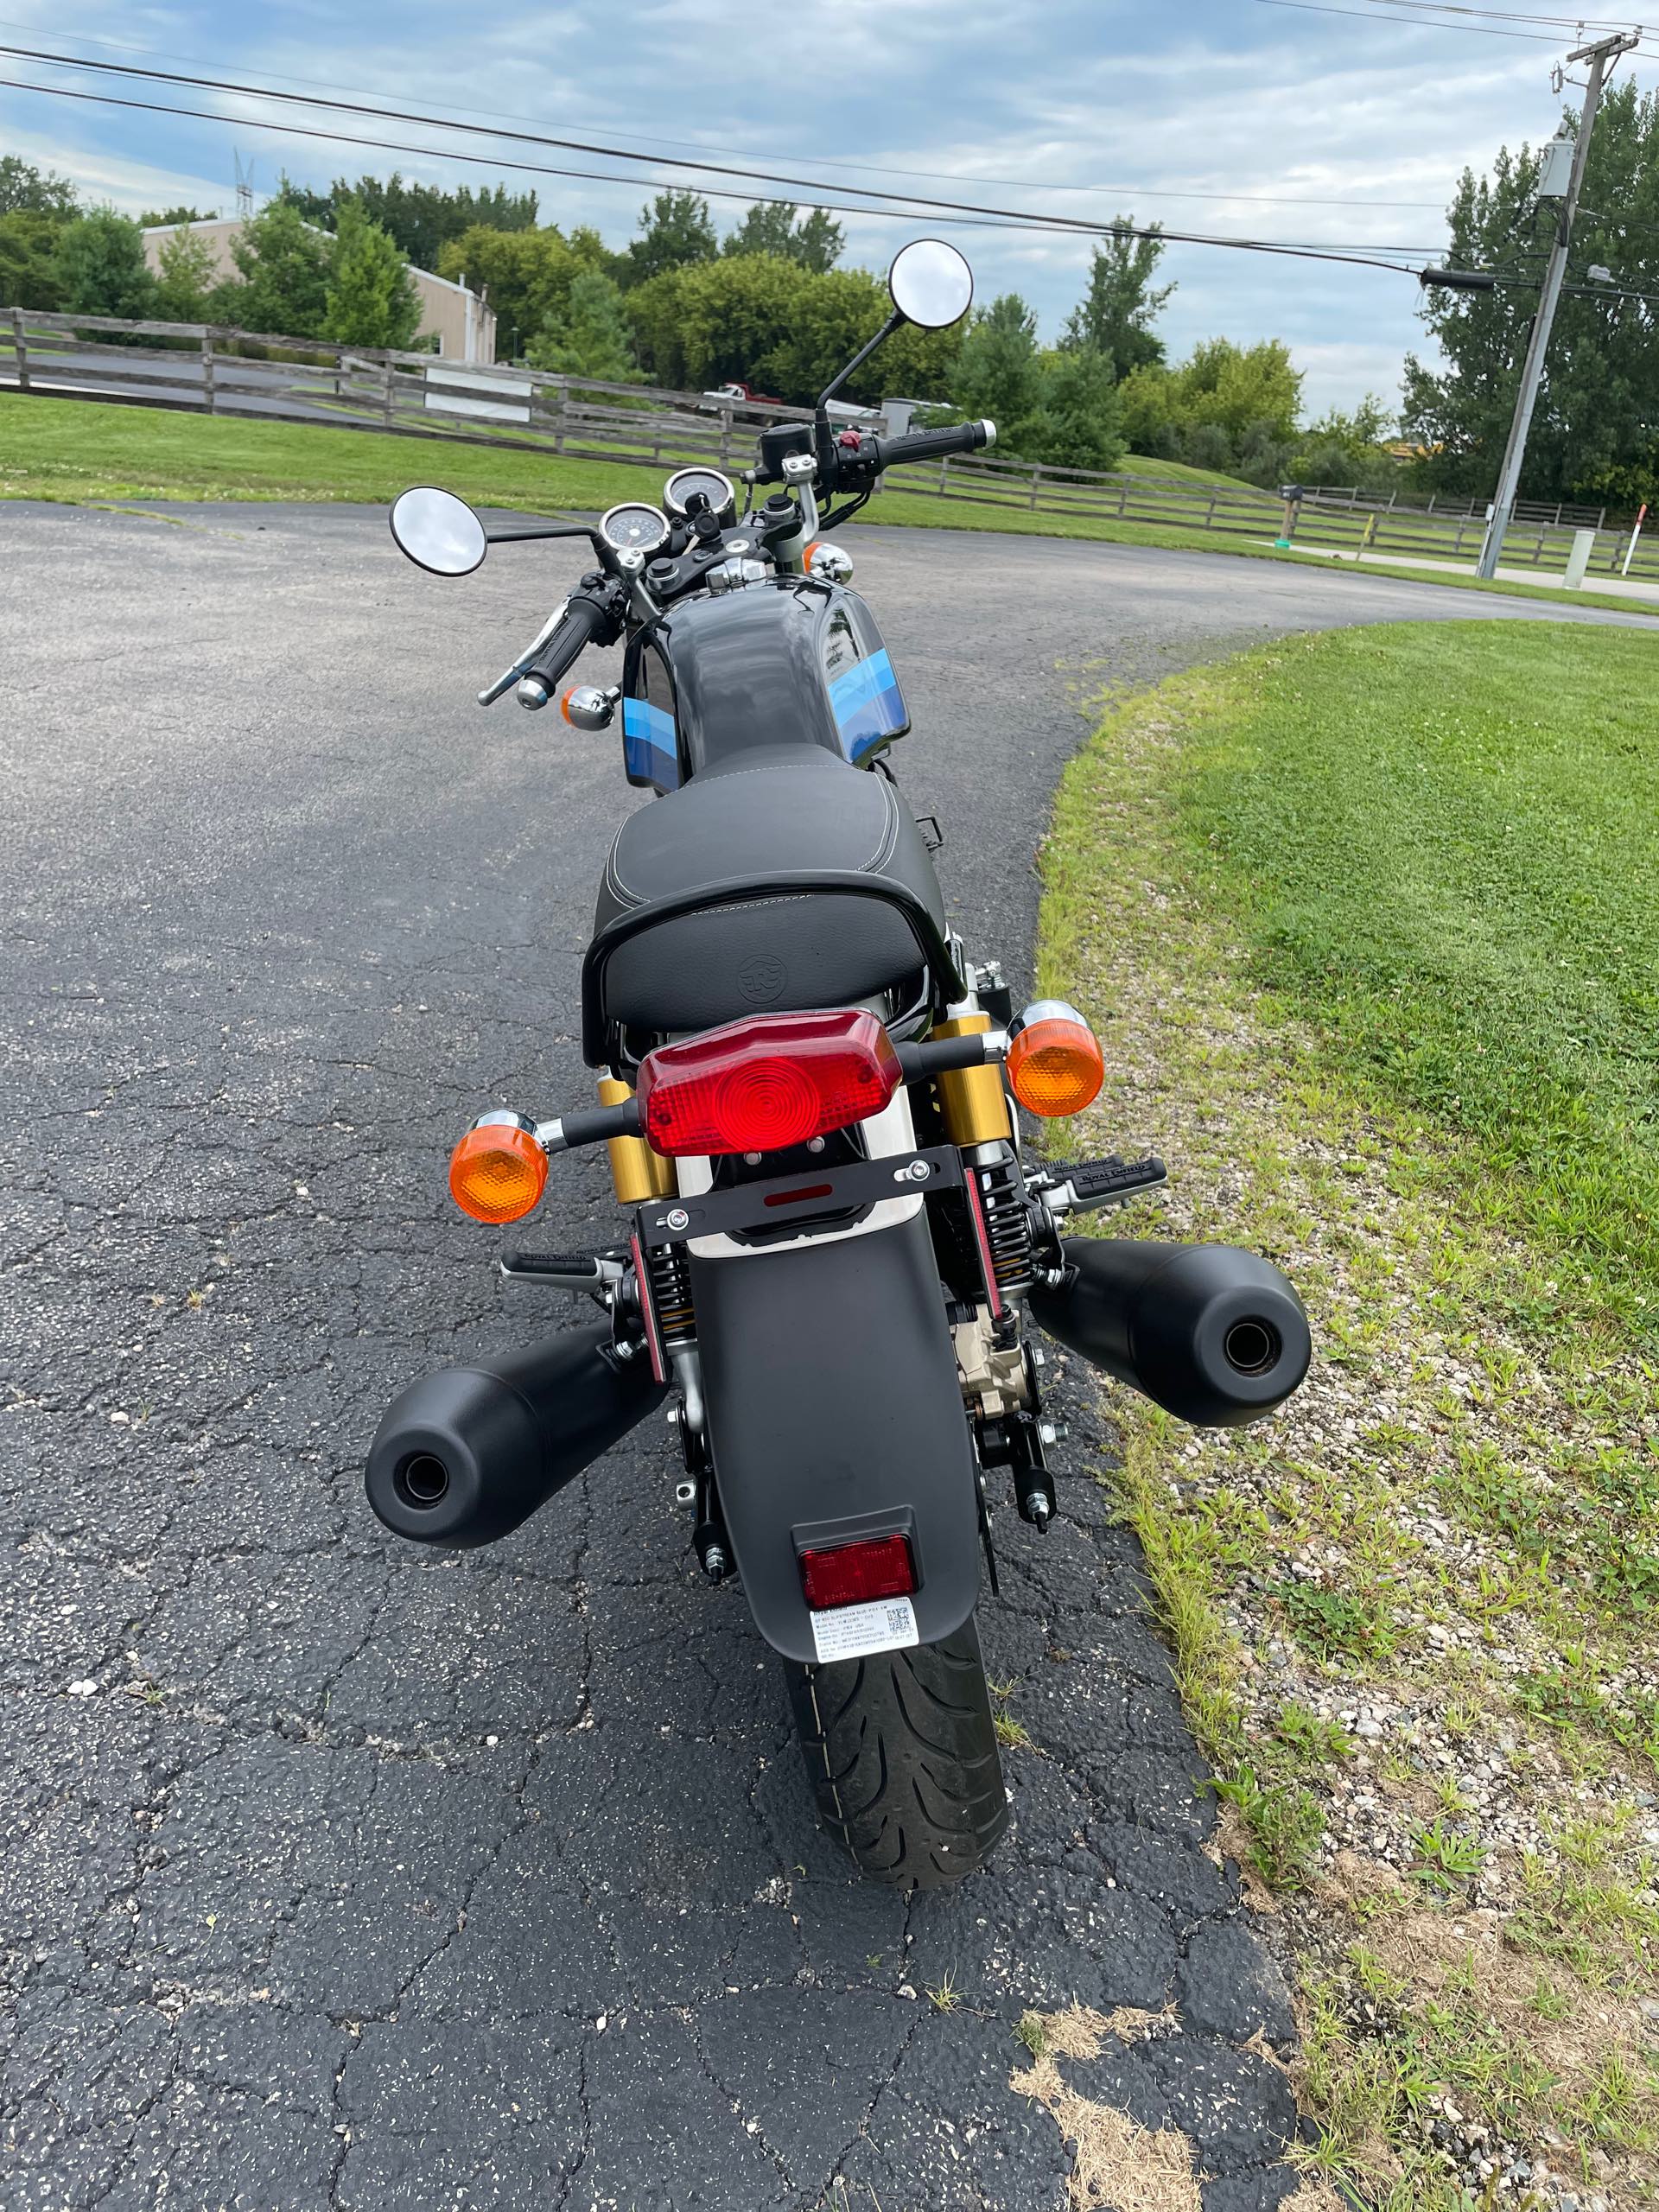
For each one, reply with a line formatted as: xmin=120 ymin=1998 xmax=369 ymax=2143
xmin=0 ymin=65 xmax=1446 ymax=269
xmin=1254 ymin=0 xmax=1581 ymax=36
xmin=1347 ymin=0 xmax=1654 ymax=31
xmin=0 ymin=41 xmax=1450 ymax=252
xmin=0 ymin=14 xmax=1454 ymax=211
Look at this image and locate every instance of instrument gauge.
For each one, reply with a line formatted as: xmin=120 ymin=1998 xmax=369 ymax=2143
xmin=599 ymin=502 xmax=671 ymax=556
xmin=663 ymin=467 xmax=738 ymax=524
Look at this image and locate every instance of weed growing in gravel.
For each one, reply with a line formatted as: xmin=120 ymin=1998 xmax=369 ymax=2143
xmin=1038 ymin=624 xmax=1659 ymax=2208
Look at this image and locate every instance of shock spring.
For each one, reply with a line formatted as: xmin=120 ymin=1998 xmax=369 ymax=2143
xmin=645 ymin=1240 xmax=696 ymax=1348
xmin=975 ymin=1144 xmax=1034 ymax=1296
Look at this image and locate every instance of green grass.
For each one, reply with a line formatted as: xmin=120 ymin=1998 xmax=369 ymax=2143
xmin=4 ymin=393 xmax=1656 ymax=621
xmin=1114 ymin=448 xmax=1264 ymax=492
xmin=1165 ymin=624 xmax=1659 ymax=1348
xmin=1038 ymin=620 xmax=1659 ymax=2205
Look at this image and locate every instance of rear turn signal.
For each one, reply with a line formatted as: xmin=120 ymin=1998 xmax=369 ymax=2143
xmin=1007 ymin=1000 xmax=1104 ymax=1118
xmin=448 ymin=1116 xmax=548 ymax=1224
xmin=638 ymin=1007 xmax=900 ymax=1157
xmin=799 ymin=1532 xmax=917 ymax=1612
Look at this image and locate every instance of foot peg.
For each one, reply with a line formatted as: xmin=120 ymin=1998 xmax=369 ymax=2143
xmin=1035 ymin=1154 xmax=1166 ymax=1218
xmin=499 ymin=1251 xmax=626 ymax=1291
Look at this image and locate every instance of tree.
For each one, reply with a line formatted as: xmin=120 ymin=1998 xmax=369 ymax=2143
xmin=137 ymin=204 xmax=213 ymax=228
xmin=721 ymin=202 xmax=843 ymax=271
xmin=621 ymin=190 xmax=718 ymax=285
xmin=322 ymin=200 xmax=422 ymax=346
xmin=525 ymin=269 xmax=639 ymax=379
xmin=435 ymin=224 xmax=603 ymax=359
xmin=1063 ymin=219 xmax=1173 ymax=375
xmin=0 ymin=154 xmax=78 ymax=219
xmin=52 ymin=209 xmax=156 ymax=318
xmin=624 ymin=254 xmax=963 ymax=404
xmin=1403 ymin=82 xmax=1659 ymax=507
xmin=276 ymin=172 xmax=537 ymax=268
xmin=0 ymin=212 xmax=68 ymax=308
xmin=230 ymin=199 xmax=331 ymax=336
xmin=151 ymin=226 xmax=219 ymax=321
xmin=951 ymin=294 xmax=1044 ymax=448
xmin=1028 ymin=345 xmax=1126 ymax=471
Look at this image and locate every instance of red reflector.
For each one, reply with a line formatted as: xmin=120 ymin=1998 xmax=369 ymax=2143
xmin=799 ymin=1532 xmax=917 ymax=1611
xmin=637 ymin=1007 xmax=900 ymax=1157
xmin=763 ymin=1182 xmax=836 ymax=1208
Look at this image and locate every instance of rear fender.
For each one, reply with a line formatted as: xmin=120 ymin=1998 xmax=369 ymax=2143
xmin=689 ymin=1205 xmax=981 ymax=1664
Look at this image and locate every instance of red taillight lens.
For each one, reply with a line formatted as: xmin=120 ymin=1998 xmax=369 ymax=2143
xmin=799 ymin=1532 xmax=917 ymax=1611
xmin=637 ymin=1007 xmax=900 ymax=1157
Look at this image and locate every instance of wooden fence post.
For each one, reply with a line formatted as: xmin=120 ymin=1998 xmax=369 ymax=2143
xmin=200 ymin=334 xmax=215 ymax=416
xmin=12 ymin=306 xmax=29 ymax=391
xmin=938 ymin=455 xmax=950 ymax=497
xmin=382 ymin=354 xmax=396 ymax=428
xmin=1027 ymin=464 xmax=1042 ymax=511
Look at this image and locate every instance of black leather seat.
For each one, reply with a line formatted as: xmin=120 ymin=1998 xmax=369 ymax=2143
xmin=584 ymin=744 xmax=949 ymax=1054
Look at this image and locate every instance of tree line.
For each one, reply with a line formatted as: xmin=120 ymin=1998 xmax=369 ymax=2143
xmin=1 ymin=152 xmax=1397 ymax=488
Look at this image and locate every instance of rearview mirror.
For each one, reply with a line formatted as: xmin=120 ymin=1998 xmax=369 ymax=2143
xmin=887 ymin=239 xmax=974 ymax=330
xmin=390 ymin=486 xmax=487 ymax=576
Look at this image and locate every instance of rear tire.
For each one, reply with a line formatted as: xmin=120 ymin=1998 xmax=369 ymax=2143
xmin=784 ymin=1614 xmax=1008 ymax=1888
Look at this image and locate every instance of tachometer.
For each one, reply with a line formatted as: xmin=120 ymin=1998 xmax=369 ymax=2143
xmin=663 ymin=468 xmax=737 ymax=524
xmin=600 ymin=502 xmax=671 ymax=556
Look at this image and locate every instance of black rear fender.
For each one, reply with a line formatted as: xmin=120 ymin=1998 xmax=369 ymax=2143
xmin=690 ymin=1205 xmax=980 ymax=1664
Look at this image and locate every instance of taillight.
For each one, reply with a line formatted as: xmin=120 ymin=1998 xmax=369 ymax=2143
xmin=799 ymin=1532 xmax=917 ymax=1611
xmin=448 ymin=1116 xmax=548 ymax=1223
xmin=637 ymin=1007 xmax=900 ymax=1157
xmin=1007 ymin=999 xmax=1104 ymax=1118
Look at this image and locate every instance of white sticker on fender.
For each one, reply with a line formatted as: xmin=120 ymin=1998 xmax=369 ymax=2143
xmin=809 ymin=1594 xmax=919 ymax=1664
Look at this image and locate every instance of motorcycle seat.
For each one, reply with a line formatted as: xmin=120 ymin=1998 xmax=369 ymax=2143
xmin=583 ymin=743 xmax=951 ymax=1058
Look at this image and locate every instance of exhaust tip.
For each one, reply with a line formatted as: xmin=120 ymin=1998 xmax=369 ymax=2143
xmin=1223 ymin=1317 xmax=1281 ymax=1376
xmin=396 ymin=1451 xmax=451 ymax=1509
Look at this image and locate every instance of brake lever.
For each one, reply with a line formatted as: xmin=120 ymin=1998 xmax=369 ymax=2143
xmin=477 ymin=599 xmax=569 ymax=706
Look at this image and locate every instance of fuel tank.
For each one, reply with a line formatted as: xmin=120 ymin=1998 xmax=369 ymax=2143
xmin=622 ymin=579 xmax=908 ymax=791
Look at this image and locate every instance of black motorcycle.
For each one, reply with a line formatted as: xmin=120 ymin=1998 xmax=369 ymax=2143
xmin=369 ymin=240 xmax=1310 ymax=1887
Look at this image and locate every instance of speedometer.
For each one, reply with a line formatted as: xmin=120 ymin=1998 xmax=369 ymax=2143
xmin=599 ymin=502 xmax=671 ymax=556
xmin=663 ymin=468 xmax=737 ymax=524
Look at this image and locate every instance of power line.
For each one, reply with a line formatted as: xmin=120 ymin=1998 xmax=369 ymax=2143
xmin=0 ymin=72 xmax=1440 ymax=275
xmin=0 ymin=10 xmax=1453 ymax=208
xmin=0 ymin=41 xmax=1452 ymax=250
xmin=1253 ymin=0 xmax=1577 ymax=37
xmin=1351 ymin=0 xmax=1654 ymax=29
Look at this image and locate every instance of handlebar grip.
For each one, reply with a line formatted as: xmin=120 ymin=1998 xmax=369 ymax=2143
xmin=515 ymin=594 xmax=612 ymax=709
xmin=865 ymin=418 xmax=995 ymax=471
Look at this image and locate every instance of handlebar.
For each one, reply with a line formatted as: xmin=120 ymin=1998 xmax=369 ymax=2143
xmin=856 ymin=417 xmax=996 ymax=473
xmin=515 ymin=592 xmax=616 ymax=709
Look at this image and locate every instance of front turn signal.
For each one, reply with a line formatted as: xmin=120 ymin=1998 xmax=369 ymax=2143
xmin=1007 ymin=1000 xmax=1104 ymax=1118
xmin=448 ymin=1115 xmax=548 ymax=1224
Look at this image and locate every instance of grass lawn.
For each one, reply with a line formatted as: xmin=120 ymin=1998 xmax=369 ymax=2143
xmin=1039 ymin=621 xmax=1659 ymax=2208
xmin=3 ymin=393 xmax=1656 ymax=624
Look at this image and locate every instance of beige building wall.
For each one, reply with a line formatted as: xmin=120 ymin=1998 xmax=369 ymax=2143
xmin=141 ymin=218 xmax=497 ymax=361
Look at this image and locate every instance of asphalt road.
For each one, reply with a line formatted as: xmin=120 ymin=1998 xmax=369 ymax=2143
xmin=4 ymin=503 xmax=1652 ymax=2212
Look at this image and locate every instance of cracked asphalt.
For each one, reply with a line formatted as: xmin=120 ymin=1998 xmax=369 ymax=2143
xmin=4 ymin=498 xmax=1651 ymax=2212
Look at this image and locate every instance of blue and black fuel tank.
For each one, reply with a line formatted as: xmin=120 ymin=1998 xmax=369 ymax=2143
xmin=621 ymin=579 xmax=908 ymax=792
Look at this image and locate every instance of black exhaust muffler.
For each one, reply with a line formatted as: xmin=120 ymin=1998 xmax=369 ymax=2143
xmin=1030 ymin=1239 xmax=1310 ymax=1427
xmin=365 ymin=1321 xmax=666 ymax=1548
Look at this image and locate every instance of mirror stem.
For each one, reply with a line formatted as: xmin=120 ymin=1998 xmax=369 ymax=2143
xmin=816 ymin=308 xmax=903 ymax=413
xmin=485 ymin=521 xmax=608 ymax=560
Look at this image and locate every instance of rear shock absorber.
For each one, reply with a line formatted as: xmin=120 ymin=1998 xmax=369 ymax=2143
xmin=970 ymin=1140 xmax=1033 ymax=1300
xmin=645 ymin=1241 xmax=696 ymax=1350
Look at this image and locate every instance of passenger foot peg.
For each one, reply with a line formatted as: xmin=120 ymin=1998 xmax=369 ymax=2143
xmin=1034 ymin=1154 xmax=1166 ymax=1217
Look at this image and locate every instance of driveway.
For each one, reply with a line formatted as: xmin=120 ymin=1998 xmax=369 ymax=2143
xmin=3 ymin=502 xmax=1649 ymax=2211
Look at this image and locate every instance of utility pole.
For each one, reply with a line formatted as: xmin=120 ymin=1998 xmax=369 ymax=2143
xmin=1476 ymin=30 xmax=1638 ymax=580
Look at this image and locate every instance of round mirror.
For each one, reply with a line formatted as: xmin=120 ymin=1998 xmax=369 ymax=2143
xmin=389 ymin=486 xmax=487 ymax=576
xmin=887 ymin=239 xmax=975 ymax=329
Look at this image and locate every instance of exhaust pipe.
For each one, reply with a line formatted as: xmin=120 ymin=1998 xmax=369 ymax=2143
xmin=1029 ymin=1239 xmax=1310 ymax=1427
xmin=365 ymin=1322 xmax=666 ymax=1548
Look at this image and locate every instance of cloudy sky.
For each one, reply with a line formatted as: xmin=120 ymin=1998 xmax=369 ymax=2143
xmin=2 ymin=0 xmax=1649 ymax=415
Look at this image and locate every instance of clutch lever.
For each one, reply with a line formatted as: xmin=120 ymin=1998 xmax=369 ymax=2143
xmin=477 ymin=599 xmax=569 ymax=706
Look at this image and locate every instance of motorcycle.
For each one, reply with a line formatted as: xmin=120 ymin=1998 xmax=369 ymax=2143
xmin=368 ymin=240 xmax=1311 ymax=1887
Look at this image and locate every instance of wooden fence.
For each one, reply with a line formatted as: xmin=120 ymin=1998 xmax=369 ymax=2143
xmin=4 ymin=305 xmax=1654 ymax=584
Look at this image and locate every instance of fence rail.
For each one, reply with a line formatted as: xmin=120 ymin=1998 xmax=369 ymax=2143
xmin=4 ymin=305 xmax=1654 ymax=585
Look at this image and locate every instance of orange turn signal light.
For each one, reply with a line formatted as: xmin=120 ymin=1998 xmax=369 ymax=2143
xmin=448 ymin=1117 xmax=548 ymax=1224
xmin=1006 ymin=1001 xmax=1104 ymax=1118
